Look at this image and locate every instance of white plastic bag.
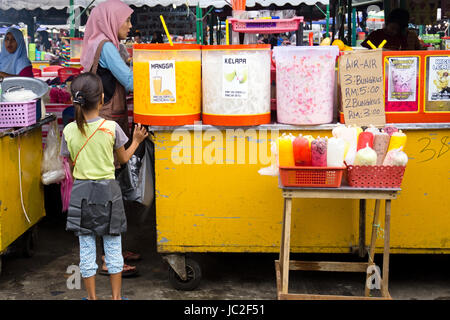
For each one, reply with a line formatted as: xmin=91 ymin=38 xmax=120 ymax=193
xmin=41 ymin=120 xmax=65 ymax=185
xmin=258 ymin=141 xmax=279 ymax=176
xmin=383 ymin=147 xmax=409 ymax=166
xmin=354 ymin=144 xmax=377 ymax=166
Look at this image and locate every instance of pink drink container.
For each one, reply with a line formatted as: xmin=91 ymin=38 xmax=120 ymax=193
xmin=274 ymin=46 xmax=339 ymax=125
xmin=311 ymin=138 xmax=328 ymax=167
xmin=373 ymin=133 xmax=390 ymax=165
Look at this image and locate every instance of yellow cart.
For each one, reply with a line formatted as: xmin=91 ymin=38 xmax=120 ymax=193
xmin=150 ymin=123 xmax=450 ymax=290
xmin=0 ymin=115 xmax=55 ymax=274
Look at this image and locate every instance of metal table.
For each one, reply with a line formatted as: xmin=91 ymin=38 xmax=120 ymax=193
xmin=275 ymin=184 xmax=400 ymax=300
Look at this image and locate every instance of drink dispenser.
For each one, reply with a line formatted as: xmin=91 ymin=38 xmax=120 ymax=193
xmin=274 ymin=46 xmax=339 ymax=125
xmin=133 ymin=44 xmax=201 ymax=126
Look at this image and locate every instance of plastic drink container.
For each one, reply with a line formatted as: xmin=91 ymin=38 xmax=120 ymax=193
xmin=133 ymin=44 xmax=201 ymax=125
xmin=274 ymin=46 xmax=339 ymax=125
xmin=278 ymin=136 xmax=295 ymax=167
xmin=202 ymin=45 xmax=271 ymax=126
xmin=311 ymin=138 xmax=327 ymax=167
xmin=357 ymin=132 xmax=374 ymax=150
xmin=293 ymin=136 xmax=312 ymax=166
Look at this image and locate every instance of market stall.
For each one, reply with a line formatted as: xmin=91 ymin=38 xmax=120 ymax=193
xmin=136 ymin=41 xmax=449 ymax=291
xmin=0 ymin=74 xmax=53 ymax=273
xmin=0 ymin=114 xmax=55 ymax=273
xmin=3 ymin=0 xmax=449 ymax=295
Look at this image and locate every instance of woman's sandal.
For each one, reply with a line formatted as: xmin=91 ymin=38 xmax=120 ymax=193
xmin=99 ymin=264 xmax=138 ymax=277
xmin=123 ymin=251 xmax=141 ymax=262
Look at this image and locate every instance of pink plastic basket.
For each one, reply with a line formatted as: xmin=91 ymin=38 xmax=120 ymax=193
xmin=229 ymin=17 xmax=304 ymax=34
xmin=0 ymin=101 xmax=37 ymax=128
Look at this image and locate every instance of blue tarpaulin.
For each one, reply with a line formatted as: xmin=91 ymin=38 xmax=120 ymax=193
xmin=312 ymin=18 xmax=335 ymax=25
xmin=0 ymin=25 xmax=19 ymax=35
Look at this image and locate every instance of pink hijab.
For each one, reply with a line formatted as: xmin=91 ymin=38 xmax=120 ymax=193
xmin=81 ymin=0 xmax=133 ymax=71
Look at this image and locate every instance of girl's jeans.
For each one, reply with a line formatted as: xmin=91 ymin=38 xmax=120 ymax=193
xmin=79 ymin=235 xmax=123 ymax=278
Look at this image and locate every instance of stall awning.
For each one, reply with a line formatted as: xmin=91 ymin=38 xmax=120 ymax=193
xmin=0 ymin=0 xmax=329 ymax=10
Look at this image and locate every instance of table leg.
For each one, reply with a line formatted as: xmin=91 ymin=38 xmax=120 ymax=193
xmin=281 ymin=197 xmax=292 ymax=294
xmin=279 ymin=198 xmax=287 ymax=267
xmin=365 ymin=199 xmax=381 ymax=297
xmin=382 ymin=199 xmax=391 ymax=297
xmin=359 ymin=199 xmax=366 ymax=257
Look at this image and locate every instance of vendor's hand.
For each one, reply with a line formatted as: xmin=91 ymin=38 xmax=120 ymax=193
xmin=133 ymin=123 xmax=148 ymax=144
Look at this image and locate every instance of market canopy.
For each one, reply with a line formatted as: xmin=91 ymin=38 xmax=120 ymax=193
xmin=0 ymin=0 xmax=329 ymax=10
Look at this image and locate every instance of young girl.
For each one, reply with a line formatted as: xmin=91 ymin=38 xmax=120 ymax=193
xmin=60 ymin=72 xmax=148 ymax=300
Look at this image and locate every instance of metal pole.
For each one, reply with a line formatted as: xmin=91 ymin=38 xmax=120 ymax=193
xmin=347 ymin=0 xmax=352 ymax=46
xmin=209 ymin=9 xmax=214 ymax=45
xmin=217 ymin=17 xmax=221 ymax=45
xmin=352 ymin=8 xmax=357 ymax=46
xmin=339 ymin=0 xmax=345 ymax=41
xmin=196 ymin=6 xmax=200 ymax=44
xmin=331 ymin=0 xmax=336 ymax=41
xmin=200 ymin=8 xmax=204 ymax=45
xmin=69 ymin=0 xmax=75 ymax=38
xmin=296 ymin=20 xmax=303 ymax=46
xmin=384 ymin=0 xmax=391 ymax=22
xmin=326 ymin=4 xmax=330 ymax=38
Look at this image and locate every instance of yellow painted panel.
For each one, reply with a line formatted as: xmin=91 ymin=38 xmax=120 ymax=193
xmin=0 ymin=129 xmax=46 ymax=252
xmin=31 ymin=62 xmax=50 ymax=71
xmin=154 ymin=129 xmax=450 ymax=254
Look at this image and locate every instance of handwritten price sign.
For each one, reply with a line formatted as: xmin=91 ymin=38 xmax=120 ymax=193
xmin=339 ymin=50 xmax=386 ymax=126
xmin=416 ymin=135 xmax=449 ymax=163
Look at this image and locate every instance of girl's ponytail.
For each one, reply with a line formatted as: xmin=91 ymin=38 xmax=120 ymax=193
xmin=73 ymin=91 xmax=87 ymax=136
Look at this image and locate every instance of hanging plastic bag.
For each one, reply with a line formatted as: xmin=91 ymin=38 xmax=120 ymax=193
xmin=117 ymin=137 xmax=154 ymax=207
xmin=41 ymin=120 xmax=65 ymax=185
xmin=258 ymin=141 xmax=279 ymax=176
xmin=60 ymin=157 xmax=73 ymax=212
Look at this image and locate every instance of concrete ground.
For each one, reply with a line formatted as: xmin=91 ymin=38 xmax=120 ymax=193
xmin=0 ymin=203 xmax=449 ymax=300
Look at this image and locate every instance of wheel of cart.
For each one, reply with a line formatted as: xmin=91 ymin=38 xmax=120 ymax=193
xmin=20 ymin=225 xmax=38 ymax=258
xmin=0 ymin=225 xmax=39 ymax=276
xmin=164 ymin=254 xmax=202 ymax=291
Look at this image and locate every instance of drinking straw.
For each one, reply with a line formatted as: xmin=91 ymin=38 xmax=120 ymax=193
xmin=226 ymin=19 xmax=230 ymax=45
xmin=160 ymin=15 xmax=173 ymax=46
xmin=366 ymin=40 xmax=377 ymax=49
xmin=379 ymin=39 xmax=387 ymax=48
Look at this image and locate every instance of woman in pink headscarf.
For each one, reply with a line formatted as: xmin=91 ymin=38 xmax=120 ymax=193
xmin=81 ymin=0 xmax=141 ymax=284
xmin=81 ymin=0 xmax=133 ymax=137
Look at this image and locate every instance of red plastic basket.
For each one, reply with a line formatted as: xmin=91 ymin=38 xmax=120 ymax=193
xmin=0 ymin=101 xmax=36 ymax=128
xmin=58 ymin=67 xmax=81 ymax=83
xmin=279 ymin=166 xmax=345 ymax=188
xmin=32 ymin=68 xmax=42 ymax=77
xmin=347 ymin=165 xmax=406 ymax=188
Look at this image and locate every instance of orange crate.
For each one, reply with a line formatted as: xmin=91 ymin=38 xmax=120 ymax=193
xmin=347 ymin=165 xmax=406 ymax=188
xmin=279 ymin=166 xmax=345 ymax=188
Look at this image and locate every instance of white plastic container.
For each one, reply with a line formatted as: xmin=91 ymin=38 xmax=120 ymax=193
xmin=274 ymin=46 xmax=339 ymax=125
xmin=327 ymin=137 xmax=346 ymax=167
xmin=202 ymin=44 xmax=271 ymax=126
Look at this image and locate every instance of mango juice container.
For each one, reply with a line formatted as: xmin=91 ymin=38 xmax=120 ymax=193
xmin=133 ymin=44 xmax=202 ymax=125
